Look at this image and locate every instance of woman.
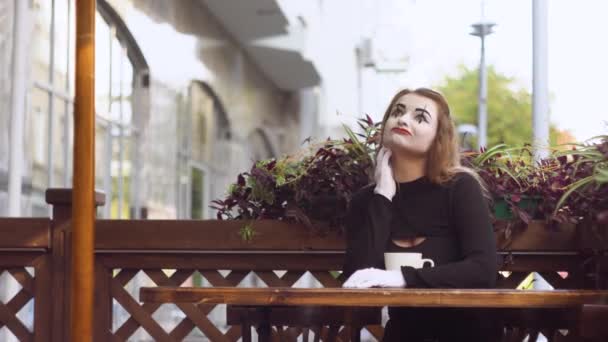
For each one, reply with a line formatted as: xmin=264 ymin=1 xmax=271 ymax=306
xmin=341 ymin=88 xmax=501 ymax=341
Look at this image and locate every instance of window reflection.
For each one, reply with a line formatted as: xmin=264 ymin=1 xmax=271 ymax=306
xmin=29 ymin=1 xmax=139 ymax=219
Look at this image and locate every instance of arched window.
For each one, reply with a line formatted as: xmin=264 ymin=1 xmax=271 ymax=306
xmin=176 ymin=81 xmax=231 ymax=219
xmin=28 ymin=0 xmax=148 ymax=218
xmin=248 ymin=128 xmax=277 ymax=162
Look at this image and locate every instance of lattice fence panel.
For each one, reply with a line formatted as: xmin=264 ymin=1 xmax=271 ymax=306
xmin=0 ymin=268 xmax=35 ymax=342
xmin=107 ymin=268 xmax=381 ymax=341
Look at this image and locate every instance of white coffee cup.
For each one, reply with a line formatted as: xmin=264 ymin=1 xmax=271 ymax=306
xmin=384 ymin=252 xmax=435 ymax=270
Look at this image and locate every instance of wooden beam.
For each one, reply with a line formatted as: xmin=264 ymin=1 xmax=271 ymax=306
xmin=71 ymin=0 xmax=96 ymax=340
xmin=140 ymin=287 xmax=608 ymax=308
xmin=94 ymin=219 xmax=345 ymax=250
xmin=0 ymin=218 xmax=50 ymax=248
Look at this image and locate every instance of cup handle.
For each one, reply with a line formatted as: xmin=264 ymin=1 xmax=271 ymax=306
xmin=422 ymin=258 xmax=435 ymax=268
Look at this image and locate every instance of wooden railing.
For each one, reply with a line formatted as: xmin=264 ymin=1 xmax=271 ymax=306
xmin=0 ymin=188 xmax=605 ymax=341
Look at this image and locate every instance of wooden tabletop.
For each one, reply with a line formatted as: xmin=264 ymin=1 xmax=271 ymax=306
xmin=140 ymin=287 xmax=608 ymax=308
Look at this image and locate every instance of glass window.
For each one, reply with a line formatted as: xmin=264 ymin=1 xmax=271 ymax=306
xmin=32 ymin=0 xmax=52 ymax=82
xmin=95 ymin=11 xmax=111 ymax=117
xmin=29 ymin=88 xmax=49 ymax=167
xmin=53 ymin=0 xmax=70 ymax=88
xmin=53 ymin=98 xmax=66 ymax=172
xmin=190 ymin=167 xmax=205 ymax=219
xmin=29 ymin=1 xmax=140 ymax=218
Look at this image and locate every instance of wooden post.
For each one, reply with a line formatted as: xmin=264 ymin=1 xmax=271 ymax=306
xmin=72 ymin=0 xmax=96 ymax=340
xmin=46 ymin=189 xmax=105 ymax=342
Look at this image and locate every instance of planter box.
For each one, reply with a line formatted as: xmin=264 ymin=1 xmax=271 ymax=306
xmin=495 ymin=220 xmax=578 ymax=251
xmin=103 ymin=219 xmax=598 ymax=253
xmin=493 ymin=197 xmax=540 ymax=220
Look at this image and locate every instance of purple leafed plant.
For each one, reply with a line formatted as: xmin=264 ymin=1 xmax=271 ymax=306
xmin=210 ymin=115 xmax=380 ymax=234
xmin=214 ymin=116 xmax=607 ymax=246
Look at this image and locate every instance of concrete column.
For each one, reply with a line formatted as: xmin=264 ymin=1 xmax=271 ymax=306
xmin=7 ymin=0 xmax=29 ymax=217
xmin=532 ymin=0 xmax=550 ymax=160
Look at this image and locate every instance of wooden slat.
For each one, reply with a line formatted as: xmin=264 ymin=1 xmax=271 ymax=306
xmin=99 ymin=252 xmax=589 ymax=274
xmin=116 ymin=269 xmax=192 ymax=339
xmin=168 ymin=317 xmax=195 ymax=341
xmin=0 ymin=252 xmax=44 ymax=267
xmin=93 ymin=219 xmax=598 ymax=251
xmin=365 ymin=325 xmax=384 ymax=341
xmin=175 ymin=302 xmax=228 ymax=342
xmin=279 ymin=271 xmax=306 ymax=287
xmin=0 ymin=218 xmax=50 ymax=248
xmin=117 ymin=298 xmax=218 ymax=341
xmin=110 ymin=281 xmax=173 ymax=341
xmin=225 ymin=271 xmax=250 ymax=286
xmin=223 ymin=325 xmax=243 ymax=342
xmin=142 ymin=269 xmax=228 ymax=341
xmin=113 ymin=301 xmax=164 ymax=339
xmin=496 ymin=272 xmax=530 ymax=289
xmin=95 ymin=219 xmax=345 ymax=250
xmin=0 ymin=301 xmax=32 ymax=341
xmin=112 ymin=269 xmax=139 ymax=287
xmin=310 ymin=271 xmax=342 ymax=288
xmin=255 ymin=271 xmax=285 ymax=287
xmin=142 ymin=269 xmax=191 ymax=288
xmin=33 ymin=256 xmax=51 ymax=342
xmin=94 ymin=261 xmax=112 ymax=342
xmin=97 ymin=253 xmax=344 ymax=271
xmin=8 ymin=268 xmax=34 ymax=292
xmin=6 ymin=290 xmax=32 ymax=315
xmin=141 ymin=287 xmax=608 ymax=308
xmin=199 ymin=270 xmax=233 ymax=287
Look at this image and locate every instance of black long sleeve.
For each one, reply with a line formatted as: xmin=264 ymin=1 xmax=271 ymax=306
xmin=341 ymin=186 xmax=393 ymax=281
xmin=400 ymin=173 xmax=498 ymax=288
xmin=341 ymin=172 xmax=498 ymax=289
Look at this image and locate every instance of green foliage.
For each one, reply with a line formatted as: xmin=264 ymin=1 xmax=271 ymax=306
xmin=239 ymin=223 xmax=257 ymax=242
xmin=437 ymin=65 xmax=560 ymax=147
xmin=211 ymin=116 xmax=380 ymax=232
xmin=553 ymin=135 xmax=608 ymax=212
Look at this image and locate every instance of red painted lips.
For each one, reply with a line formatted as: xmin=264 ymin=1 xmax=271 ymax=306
xmin=391 ymin=127 xmax=412 ymax=136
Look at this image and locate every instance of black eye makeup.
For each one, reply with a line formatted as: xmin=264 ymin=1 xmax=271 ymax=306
xmin=391 ymin=103 xmax=432 ymax=123
xmin=391 ymin=103 xmax=406 ymax=117
xmin=415 ymin=113 xmax=428 ymax=123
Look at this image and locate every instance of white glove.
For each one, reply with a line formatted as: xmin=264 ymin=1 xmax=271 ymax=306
xmin=373 ymin=147 xmax=396 ymax=201
xmin=342 ymin=267 xmax=406 ymax=288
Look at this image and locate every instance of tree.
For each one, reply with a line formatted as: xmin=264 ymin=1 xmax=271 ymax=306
xmin=437 ymin=65 xmax=561 ymax=148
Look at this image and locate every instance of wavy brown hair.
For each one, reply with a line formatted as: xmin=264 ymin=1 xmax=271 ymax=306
xmin=379 ymin=88 xmax=487 ymax=191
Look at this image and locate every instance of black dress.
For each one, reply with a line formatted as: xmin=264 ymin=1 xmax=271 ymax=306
xmin=341 ymin=172 xmax=502 ymax=342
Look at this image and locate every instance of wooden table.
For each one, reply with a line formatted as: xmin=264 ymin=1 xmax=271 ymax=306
xmin=140 ymin=287 xmax=608 ymax=341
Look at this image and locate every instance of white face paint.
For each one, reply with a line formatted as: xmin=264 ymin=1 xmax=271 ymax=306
xmin=381 ymin=93 xmax=439 ymax=157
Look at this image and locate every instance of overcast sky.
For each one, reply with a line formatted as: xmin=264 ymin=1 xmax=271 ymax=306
xmin=373 ymin=0 xmax=608 ymax=142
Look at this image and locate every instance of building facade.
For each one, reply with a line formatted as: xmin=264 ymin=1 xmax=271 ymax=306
xmin=0 ymin=0 xmax=322 ymax=220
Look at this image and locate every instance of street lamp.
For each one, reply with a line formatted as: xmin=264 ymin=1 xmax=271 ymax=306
xmin=470 ymin=21 xmax=495 ymax=149
xmin=457 ymin=123 xmax=478 ymax=151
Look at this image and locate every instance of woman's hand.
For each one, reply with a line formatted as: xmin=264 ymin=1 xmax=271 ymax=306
xmin=374 ymin=147 xmax=396 ymax=201
xmin=342 ymin=268 xmax=406 ymax=288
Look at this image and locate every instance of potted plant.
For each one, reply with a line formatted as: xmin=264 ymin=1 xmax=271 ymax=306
xmin=461 ymin=143 xmax=542 ymax=223
xmin=212 ymin=116 xmax=607 ymax=255
xmin=544 ymin=135 xmax=608 ymax=250
xmin=210 ymin=115 xmax=380 ymax=241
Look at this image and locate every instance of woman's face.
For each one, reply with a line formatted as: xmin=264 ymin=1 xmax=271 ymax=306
xmin=382 ymin=93 xmax=439 ymax=157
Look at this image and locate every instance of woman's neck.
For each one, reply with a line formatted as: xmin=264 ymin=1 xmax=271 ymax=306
xmin=391 ymin=152 xmax=427 ymax=183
